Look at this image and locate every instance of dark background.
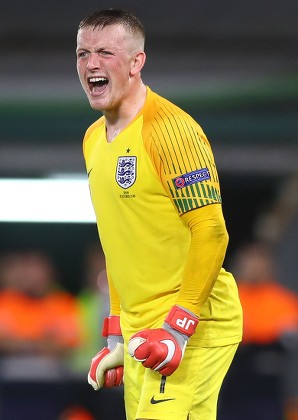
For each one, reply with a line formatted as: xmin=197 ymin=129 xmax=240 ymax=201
xmin=1 ymin=0 xmax=297 ymax=293
xmin=0 ymin=2 xmax=297 ymax=420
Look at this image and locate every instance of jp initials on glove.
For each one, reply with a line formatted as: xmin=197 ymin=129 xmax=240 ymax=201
xmin=128 ymin=305 xmax=199 ymax=376
xmin=88 ymin=315 xmax=124 ymax=390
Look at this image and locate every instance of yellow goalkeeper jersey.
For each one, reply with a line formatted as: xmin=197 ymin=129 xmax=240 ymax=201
xmin=83 ymin=87 xmax=242 ymax=347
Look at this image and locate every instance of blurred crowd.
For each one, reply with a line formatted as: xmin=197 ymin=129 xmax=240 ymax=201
xmin=0 ymin=247 xmax=108 ymax=372
xmin=0 ymin=246 xmax=113 ymax=419
xmin=220 ymin=241 xmax=298 ymax=420
xmin=0 ymin=241 xmax=297 ymax=420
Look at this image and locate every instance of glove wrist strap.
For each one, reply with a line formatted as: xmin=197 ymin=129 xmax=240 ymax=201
xmin=165 ymin=305 xmax=199 ymax=337
xmin=102 ymin=315 xmax=122 ymax=337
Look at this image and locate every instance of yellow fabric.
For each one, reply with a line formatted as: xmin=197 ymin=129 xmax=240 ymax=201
xmin=83 ymin=86 xmax=242 ymax=347
xmin=124 ymin=341 xmax=238 ymax=420
xmin=106 ymin=267 xmax=121 ymax=317
xmin=178 ymin=204 xmax=229 ymax=315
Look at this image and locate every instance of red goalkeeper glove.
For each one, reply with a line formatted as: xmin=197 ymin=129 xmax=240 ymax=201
xmin=88 ymin=315 xmax=124 ymax=390
xmin=128 ymin=305 xmax=199 ymax=376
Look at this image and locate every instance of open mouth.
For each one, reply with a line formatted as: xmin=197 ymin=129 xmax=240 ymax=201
xmin=88 ymin=77 xmax=108 ymax=95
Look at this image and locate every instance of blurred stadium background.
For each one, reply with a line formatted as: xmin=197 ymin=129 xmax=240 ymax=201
xmin=0 ymin=0 xmax=297 ymax=419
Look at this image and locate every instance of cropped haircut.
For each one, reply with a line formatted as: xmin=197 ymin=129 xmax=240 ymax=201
xmin=78 ymin=9 xmax=145 ymax=45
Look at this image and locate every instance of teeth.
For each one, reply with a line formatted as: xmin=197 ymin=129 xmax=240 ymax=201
xmin=89 ymin=77 xmax=107 ymax=83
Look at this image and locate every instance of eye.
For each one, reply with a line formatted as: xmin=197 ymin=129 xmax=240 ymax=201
xmin=100 ymin=50 xmax=113 ymax=57
xmin=77 ymin=50 xmax=89 ymax=59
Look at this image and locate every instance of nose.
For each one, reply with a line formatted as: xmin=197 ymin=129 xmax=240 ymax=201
xmin=86 ymin=53 xmax=101 ymax=70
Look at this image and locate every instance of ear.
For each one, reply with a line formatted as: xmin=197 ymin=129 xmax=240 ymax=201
xmin=130 ymin=51 xmax=146 ymax=77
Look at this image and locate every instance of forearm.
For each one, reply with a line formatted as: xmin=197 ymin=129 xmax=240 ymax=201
xmin=106 ymin=267 xmax=121 ymax=316
xmin=177 ymin=204 xmax=229 ymax=315
xmin=127 ymin=206 xmax=228 ymax=377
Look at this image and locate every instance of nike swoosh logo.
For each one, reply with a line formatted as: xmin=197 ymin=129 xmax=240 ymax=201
xmin=153 ymin=339 xmax=175 ymax=372
xmin=150 ymin=396 xmax=175 ymax=405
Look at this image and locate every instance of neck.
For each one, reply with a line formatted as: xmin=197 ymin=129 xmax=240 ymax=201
xmin=105 ymin=83 xmax=147 ymax=142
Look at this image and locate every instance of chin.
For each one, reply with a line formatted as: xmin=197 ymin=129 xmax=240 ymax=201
xmin=88 ymin=99 xmax=104 ymax=112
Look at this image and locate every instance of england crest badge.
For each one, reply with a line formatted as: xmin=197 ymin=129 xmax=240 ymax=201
xmin=116 ymin=156 xmax=137 ymax=188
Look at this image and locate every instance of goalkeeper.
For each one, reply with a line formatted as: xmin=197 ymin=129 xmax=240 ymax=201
xmin=76 ymin=9 xmax=243 ymax=420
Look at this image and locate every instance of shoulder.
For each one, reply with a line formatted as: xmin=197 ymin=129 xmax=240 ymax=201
xmin=83 ymin=116 xmax=105 ymax=157
xmin=143 ymin=88 xmax=204 ymax=139
xmin=142 ymin=88 xmax=208 ymax=155
xmin=144 ymin=88 xmax=192 ymax=123
xmin=84 ymin=116 xmax=105 ymax=140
